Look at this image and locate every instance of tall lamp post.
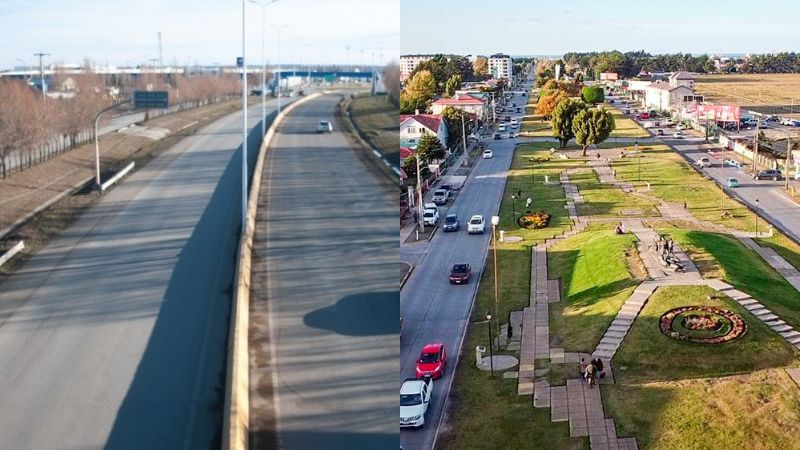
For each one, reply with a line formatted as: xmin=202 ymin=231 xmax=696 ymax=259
xmin=271 ymin=24 xmax=289 ymax=114
xmin=485 ymin=311 xmax=494 ymax=377
xmin=755 ymin=198 xmax=760 ymax=238
xmin=491 ymin=215 xmax=501 ymax=322
xmin=511 ymin=195 xmax=516 ymax=225
xmin=249 ymin=0 xmax=278 ymax=139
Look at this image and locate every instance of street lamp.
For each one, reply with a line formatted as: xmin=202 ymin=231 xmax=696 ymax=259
xmin=486 ymin=311 xmax=495 ymax=377
xmin=240 ymin=0 xmax=249 ymax=231
xmin=248 ymin=0 xmax=279 ymax=139
xmin=511 ymin=194 xmax=516 ymax=225
xmin=491 ymin=215 xmax=501 ymax=322
xmin=755 ymin=198 xmax=760 ymax=238
xmin=271 ymin=24 xmax=289 ymax=114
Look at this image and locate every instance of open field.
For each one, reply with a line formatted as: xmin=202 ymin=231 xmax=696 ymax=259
xmin=696 ymin=73 xmax=800 ymax=117
xmin=571 ymin=170 xmax=660 ymax=218
xmin=548 ymin=225 xmax=641 ymax=351
xmin=604 ymin=368 xmax=800 ymax=450
xmin=606 ymin=107 xmax=649 ymax=138
xmin=349 ymin=93 xmax=399 ymax=167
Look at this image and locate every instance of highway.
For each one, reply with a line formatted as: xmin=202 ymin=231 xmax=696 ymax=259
xmin=0 ymin=98 xmax=281 ymax=449
xmin=248 ymin=93 xmax=398 ymax=449
xmin=399 ymin=85 xmax=529 ymax=450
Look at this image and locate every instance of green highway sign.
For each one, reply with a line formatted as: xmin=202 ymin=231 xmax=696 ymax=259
xmin=133 ymin=90 xmax=169 ymax=109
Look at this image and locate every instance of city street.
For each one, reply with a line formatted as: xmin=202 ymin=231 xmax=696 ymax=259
xmin=399 ymin=86 xmax=528 ymax=450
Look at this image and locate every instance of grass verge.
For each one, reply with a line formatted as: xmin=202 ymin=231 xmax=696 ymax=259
xmin=349 ymin=93 xmax=399 ymax=167
xmin=570 ymin=170 xmax=660 ymax=218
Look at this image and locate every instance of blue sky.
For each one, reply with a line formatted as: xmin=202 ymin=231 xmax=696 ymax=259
xmin=0 ymin=0 xmax=399 ymax=70
xmin=401 ymin=0 xmax=800 ymax=56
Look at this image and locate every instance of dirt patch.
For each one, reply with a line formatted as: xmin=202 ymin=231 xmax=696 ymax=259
xmin=625 ymin=248 xmax=649 ymax=280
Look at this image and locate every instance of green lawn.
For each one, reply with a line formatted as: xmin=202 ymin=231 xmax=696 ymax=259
xmin=520 ymin=119 xmax=553 ymax=137
xmin=661 ymin=228 xmax=800 ymax=331
xmin=349 ymin=93 xmax=399 ymax=166
xmin=603 ymin=369 xmax=800 ymax=450
xmin=605 ymin=106 xmax=649 ymax=139
xmin=548 ymin=225 xmax=641 ymax=351
xmin=613 ymin=285 xmax=797 ymax=383
xmin=570 ymin=170 xmax=660 ymax=218
xmin=442 ymin=141 xmax=590 ymax=449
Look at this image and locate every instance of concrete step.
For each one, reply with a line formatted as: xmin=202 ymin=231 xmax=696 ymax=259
xmin=787 ymin=335 xmax=800 ymax=345
xmin=771 ymin=323 xmax=793 ymax=333
xmin=780 ymin=330 xmax=800 ymax=340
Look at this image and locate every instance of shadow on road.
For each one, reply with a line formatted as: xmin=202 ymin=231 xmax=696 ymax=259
xmin=303 ymin=291 xmax=399 ymax=337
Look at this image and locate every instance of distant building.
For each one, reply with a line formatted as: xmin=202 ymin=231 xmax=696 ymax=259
xmin=400 ymin=112 xmax=448 ymax=148
xmin=600 ymin=72 xmax=619 ymax=81
xmin=668 ymin=71 xmax=695 ymax=90
xmin=643 ymin=81 xmax=698 ymax=111
xmin=430 ymin=93 xmax=487 ymax=121
xmin=488 ymin=53 xmax=513 ymax=80
xmin=400 ymin=54 xmax=435 ymax=81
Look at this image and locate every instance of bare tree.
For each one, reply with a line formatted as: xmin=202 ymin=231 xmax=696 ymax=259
xmin=384 ymin=62 xmax=400 ymax=105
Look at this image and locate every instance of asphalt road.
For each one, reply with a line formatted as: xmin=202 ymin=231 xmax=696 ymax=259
xmin=399 ymin=86 xmax=529 ymax=450
xmin=248 ymin=93 xmax=398 ymax=449
xmin=664 ymin=133 xmax=800 ymax=242
xmin=0 ymin=98 xmax=280 ymax=449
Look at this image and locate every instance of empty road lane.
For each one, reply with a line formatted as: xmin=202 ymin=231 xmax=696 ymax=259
xmin=0 ymin=99 xmax=281 ymax=449
xmin=248 ymin=92 xmax=398 ymax=450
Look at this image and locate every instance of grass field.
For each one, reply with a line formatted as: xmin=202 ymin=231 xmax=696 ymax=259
xmin=660 ymin=227 xmax=800 ymax=332
xmin=605 ymin=106 xmax=649 ymax=138
xmin=696 ymin=74 xmax=800 ymax=117
xmin=603 ymin=368 xmax=800 ymax=450
xmin=570 ymin=170 xmax=660 ymax=218
xmin=548 ymin=225 xmax=641 ymax=351
xmin=520 ymin=118 xmax=553 ymax=137
xmin=441 ymin=141 xmax=588 ymax=450
xmin=612 ymin=285 xmax=796 ymax=383
xmin=349 ymin=93 xmax=399 ymax=167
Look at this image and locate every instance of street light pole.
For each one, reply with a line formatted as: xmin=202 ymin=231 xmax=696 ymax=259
xmin=271 ymin=24 xmax=288 ymax=114
xmin=755 ymin=198 xmax=760 ymax=238
xmin=34 ymin=52 xmax=49 ymax=103
xmin=491 ymin=215 xmax=501 ymax=322
xmin=241 ymin=0 xmax=249 ymax=231
xmin=511 ymin=195 xmax=516 ymax=224
xmin=249 ymin=0 xmax=278 ymax=138
xmin=486 ymin=312 xmax=495 ymax=377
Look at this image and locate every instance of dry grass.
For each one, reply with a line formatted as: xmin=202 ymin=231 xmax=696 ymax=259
xmin=349 ymin=93 xmax=399 ymax=167
xmin=696 ymin=73 xmax=800 ymax=117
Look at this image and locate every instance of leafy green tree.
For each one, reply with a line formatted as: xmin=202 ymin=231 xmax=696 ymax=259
xmin=473 ymin=57 xmax=489 ymax=78
xmin=400 ymin=70 xmax=436 ymax=113
xmin=403 ymin=155 xmax=418 ymax=181
xmin=416 ymin=133 xmax=447 ymax=162
xmin=400 ymin=91 xmax=428 ymax=114
xmin=551 ymin=99 xmax=586 ymax=148
xmin=444 ymin=74 xmax=462 ymax=98
xmin=441 ymin=106 xmax=473 ymax=147
xmin=572 ymin=108 xmax=616 ymax=156
xmin=581 ymin=86 xmax=605 ymax=104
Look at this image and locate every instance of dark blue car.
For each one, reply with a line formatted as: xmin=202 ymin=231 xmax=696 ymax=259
xmin=442 ymin=214 xmax=460 ymax=232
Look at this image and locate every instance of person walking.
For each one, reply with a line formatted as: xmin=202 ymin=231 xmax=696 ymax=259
xmin=591 ymin=357 xmax=605 ymax=380
xmin=586 ymin=362 xmax=597 ymax=388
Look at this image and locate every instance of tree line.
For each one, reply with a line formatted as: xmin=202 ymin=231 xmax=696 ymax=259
xmin=0 ymin=71 xmax=243 ymax=178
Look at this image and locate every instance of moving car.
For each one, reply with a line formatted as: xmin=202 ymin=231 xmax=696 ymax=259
xmin=676 ymin=124 xmax=687 ymax=130
xmin=696 ymin=157 xmax=711 ymax=168
xmin=725 ymin=159 xmax=742 ymax=169
xmin=400 ymin=377 xmax=432 ymax=428
xmin=416 ymin=343 xmax=447 ymax=379
xmin=754 ymin=169 xmax=784 ymax=180
xmin=656 ymin=129 xmax=664 ymax=136
xmin=423 ymin=208 xmax=440 ymax=226
xmin=316 ymin=120 xmax=333 ymax=133
xmin=432 ymin=189 xmax=449 ymax=205
xmin=673 ymin=131 xmax=684 ymax=139
xmin=498 ymin=124 xmax=507 ymax=132
xmin=483 ymin=149 xmax=494 ymax=159
xmin=467 ymin=215 xmax=486 ymax=234
xmin=493 ymin=133 xmax=501 ymax=140
xmin=727 ymin=177 xmax=740 ymax=188
xmin=442 ymin=213 xmax=460 ymax=232
xmin=449 ymin=263 xmax=471 ymax=285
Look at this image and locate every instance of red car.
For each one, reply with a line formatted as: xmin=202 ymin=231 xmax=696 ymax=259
xmin=416 ymin=343 xmax=447 ymax=379
xmin=449 ymin=263 xmax=471 ymax=284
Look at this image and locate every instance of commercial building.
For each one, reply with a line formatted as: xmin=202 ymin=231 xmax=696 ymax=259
xmin=488 ymin=53 xmax=513 ymax=80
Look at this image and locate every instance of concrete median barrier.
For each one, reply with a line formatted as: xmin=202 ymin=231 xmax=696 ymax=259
xmin=222 ymin=92 xmax=322 ymax=450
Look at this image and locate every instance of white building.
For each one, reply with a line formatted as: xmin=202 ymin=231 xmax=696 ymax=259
xmin=400 ymin=112 xmax=448 ymax=148
xmin=488 ymin=53 xmax=513 ymax=80
xmin=400 ymin=54 xmax=434 ymax=81
xmin=430 ymin=94 xmax=487 ymax=121
xmin=643 ymin=81 xmax=696 ymax=111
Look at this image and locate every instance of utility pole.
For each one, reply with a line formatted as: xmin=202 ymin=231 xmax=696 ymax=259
xmin=461 ymin=111 xmax=467 ymax=156
xmin=241 ymin=0 xmax=248 ymax=231
xmin=786 ymin=134 xmax=792 ymax=191
xmin=753 ymin=120 xmax=760 ymax=175
xmin=416 ymin=155 xmax=424 ymax=233
xmin=157 ymin=31 xmax=163 ymax=68
xmin=34 ymin=52 xmax=49 ymax=102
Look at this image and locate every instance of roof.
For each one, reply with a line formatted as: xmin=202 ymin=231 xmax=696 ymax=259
xmin=645 ymin=81 xmax=692 ymax=92
xmin=421 ymin=343 xmax=444 ymax=353
xmin=432 ymin=94 xmax=484 ymax=105
xmin=670 ymin=71 xmax=695 ymax=80
xmin=400 ymin=146 xmax=414 ymax=159
xmin=400 ymin=113 xmax=444 ymax=132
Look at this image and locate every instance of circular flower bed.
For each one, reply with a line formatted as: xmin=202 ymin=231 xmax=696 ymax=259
xmin=518 ymin=210 xmax=551 ymax=229
xmin=659 ymin=306 xmax=746 ymax=344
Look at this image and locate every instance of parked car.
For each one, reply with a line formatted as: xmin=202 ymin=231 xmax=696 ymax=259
xmin=416 ymin=343 xmax=447 ymax=378
xmin=676 ymin=124 xmax=687 ymax=130
xmin=754 ymin=169 xmax=784 ymax=180
xmin=656 ymin=129 xmax=664 ymax=136
xmin=727 ymin=177 xmax=740 ymax=188
xmin=624 ymin=109 xmax=631 ymax=114
xmin=696 ymin=157 xmax=711 ymax=168
xmin=449 ymin=263 xmax=472 ymax=285
xmin=432 ymin=189 xmax=449 ymax=205
xmin=510 ymin=119 xmax=518 ymax=126
xmin=467 ymin=215 xmax=486 ymax=234
xmin=400 ymin=377 xmax=432 ymax=428
xmin=673 ymin=131 xmax=684 ymax=139
xmin=498 ymin=124 xmax=507 ymax=132
xmin=516 ymin=108 xmax=522 ymax=113
xmin=423 ymin=208 xmax=440 ymax=226
xmin=442 ymin=213 xmax=460 ymax=232
xmin=483 ymin=149 xmax=494 ymax=159
xmin=493 ymin=133 xmax=501 ymax=140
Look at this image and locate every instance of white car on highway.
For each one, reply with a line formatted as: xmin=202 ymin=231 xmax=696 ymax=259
xmin=467 ymin=215 xmax=486 ymax=234
xmin=316 ymin=120 xmax=333 ymax=133
xmin=400 ymin=377 xmax=432 ymax=428
xmin=483 ymin=149 xmax=493 ymax=159
xmin=696 ymin=157 xmax=711 ymax=168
